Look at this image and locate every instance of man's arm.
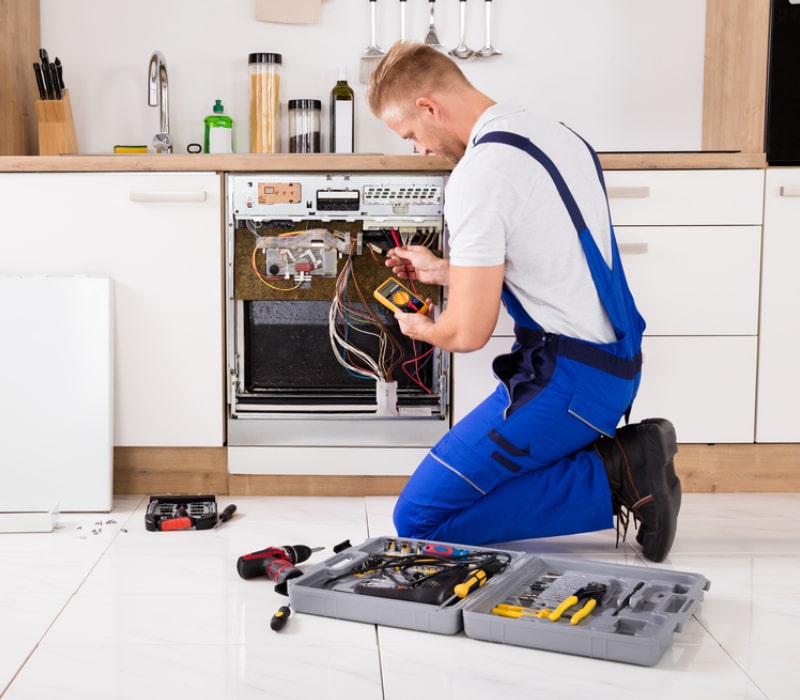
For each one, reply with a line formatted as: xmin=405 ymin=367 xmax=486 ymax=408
xmin=395 ymin=263 xmax=504 ymax=353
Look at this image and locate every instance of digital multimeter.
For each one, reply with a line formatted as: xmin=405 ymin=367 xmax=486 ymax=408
xmin=373 ymin=277 xmax=429 ymax=315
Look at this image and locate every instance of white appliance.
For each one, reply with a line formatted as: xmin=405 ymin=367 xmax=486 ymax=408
xmin=0 ymin=276 xmax=113 ymax=514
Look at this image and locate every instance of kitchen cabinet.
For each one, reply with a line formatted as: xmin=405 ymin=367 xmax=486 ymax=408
xmin=756 ymin=168 xmax=800 ymax=441
xmin=607 ymin=170 xmax=763 ymax=443
xmin=0 ymin=172 xmax=223 ymax=446
xmin=453 ymin=170 xmax=765 ymax=444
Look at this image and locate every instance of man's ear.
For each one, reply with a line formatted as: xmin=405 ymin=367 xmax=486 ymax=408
xmin=415 ymin=96 xmax=441 ymax=119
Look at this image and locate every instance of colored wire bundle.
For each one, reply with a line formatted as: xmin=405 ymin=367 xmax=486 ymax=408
xmin=329 ymin=238 xmax=405 ymax=382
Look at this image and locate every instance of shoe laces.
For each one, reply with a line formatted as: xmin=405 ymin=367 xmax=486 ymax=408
xmin=611 ymin=494 xmax=640 ymax=549
xmin=609 ymin=435 xmax=649 ymax=549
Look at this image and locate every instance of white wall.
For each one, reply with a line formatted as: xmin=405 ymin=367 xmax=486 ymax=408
xmin=40 ymin=0 xmax=706 ymax=156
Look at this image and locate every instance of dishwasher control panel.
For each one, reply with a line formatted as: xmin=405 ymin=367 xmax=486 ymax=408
xmin=229 ymin=173 xmax=445 ymax=222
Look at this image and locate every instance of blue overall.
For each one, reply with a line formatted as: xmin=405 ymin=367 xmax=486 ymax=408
xmin=393 ymin=130 xmax=646 ymax=545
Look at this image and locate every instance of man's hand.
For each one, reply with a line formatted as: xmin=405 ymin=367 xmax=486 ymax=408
xmin=394 ymin=306 xmax=435 ymax=341
xmin=385 ymin=245 xmax=449 ymax=286
xmin=391 ymin=263 xmax=505 ymax=353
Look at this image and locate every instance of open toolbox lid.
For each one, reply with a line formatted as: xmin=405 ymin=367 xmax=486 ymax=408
xmin=462 ymin=553 xmax=711 ymax=666
xmin=287 ymin=536 xmax=710 ymax=666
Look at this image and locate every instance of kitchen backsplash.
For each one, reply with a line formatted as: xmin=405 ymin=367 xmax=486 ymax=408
xmin=39 ymin=0 xmax=706 ymax=156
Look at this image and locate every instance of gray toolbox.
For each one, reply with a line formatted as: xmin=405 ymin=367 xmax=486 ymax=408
xmin=288 ymin=536 xmax=710 ymax=666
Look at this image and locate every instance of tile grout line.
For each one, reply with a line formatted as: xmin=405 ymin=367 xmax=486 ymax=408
xmin=0 ymin=496 xmax=147 ymax=699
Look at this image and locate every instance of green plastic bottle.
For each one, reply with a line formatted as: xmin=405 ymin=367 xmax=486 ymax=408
xmin=204 ymin=99 xmax=233 ymax=154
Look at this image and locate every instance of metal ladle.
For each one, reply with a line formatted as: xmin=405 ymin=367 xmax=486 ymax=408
xmin=449 ymin=0 xmax=474 ymax=60
xmin=424 ymin=0 xmax=443 ymax=49
xmin=478 ymin=0 xmax=502 ymax=58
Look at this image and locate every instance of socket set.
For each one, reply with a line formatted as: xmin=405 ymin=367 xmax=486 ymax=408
xmin=144 ymin=495 xmax=218 ymax=531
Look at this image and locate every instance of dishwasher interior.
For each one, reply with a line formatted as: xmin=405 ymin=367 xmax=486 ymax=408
xmin=225 ymin=171 xmax=451 ymax=470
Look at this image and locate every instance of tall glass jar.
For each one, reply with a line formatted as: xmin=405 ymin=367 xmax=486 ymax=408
xmin=249 ymin=53 xmax=282 ymax=153
xmin=288 ymin=99 xmax=321 ymax=153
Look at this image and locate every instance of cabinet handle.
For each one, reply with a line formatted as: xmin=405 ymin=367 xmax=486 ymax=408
xmin=607 ymin=186 xmax=651 ymax=199
xmin=128 ymin=191 xmax=208 ymax=203
xmin=779 ymin=185 xmax=800 ymax=197
xmin=618 ymin=242 xmax=649 ymax=255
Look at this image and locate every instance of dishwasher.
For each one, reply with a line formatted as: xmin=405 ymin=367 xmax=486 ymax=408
xmin=225 ymin=171 xmax=450 ymax=475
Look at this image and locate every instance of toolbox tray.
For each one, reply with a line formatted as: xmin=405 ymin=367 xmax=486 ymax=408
xmin=462 ymin=553 xmax=710 ymax=666
xmin=288 ymin=536 xmax=710 ymax=666
xmin=288 ymin=536 xmax=525 ymax=635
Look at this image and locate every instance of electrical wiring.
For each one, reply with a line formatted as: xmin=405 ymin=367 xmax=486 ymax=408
xmin=384 ymin=227 xmax=436 ymax=393
xmin=328 ymin=239 xmax=405 ymax=382
xmin=249 ymin=245 xmax=306 ymax=292
xmin=321 ymin=549 xmax=513 ymax=606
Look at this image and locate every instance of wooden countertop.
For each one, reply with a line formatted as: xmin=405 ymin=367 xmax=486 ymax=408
xmin=0 ymin=151 xmax=767 ymax=173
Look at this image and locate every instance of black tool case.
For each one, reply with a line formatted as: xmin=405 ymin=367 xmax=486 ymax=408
xmin=288 ymin=537 xmax=710 ymax=666
xmin=144 ymin=494 xmax=218 ymax=531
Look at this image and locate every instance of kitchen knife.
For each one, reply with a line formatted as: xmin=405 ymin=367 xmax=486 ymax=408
xmin=39 ymin=48 xmax=54 ymax=99
xmin=32 ymin=62 xmax=47 ymax=100
xmin=54 ymin=57 xmax=65 ymax=90
xmin=50 ymin=63 xmax=62 ymax=99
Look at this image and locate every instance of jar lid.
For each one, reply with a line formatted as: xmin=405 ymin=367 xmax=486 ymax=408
xmin=288 ymin=99 xmax=322 ymax=110
xmin=249 ymin=52 xmax=282 ymax=65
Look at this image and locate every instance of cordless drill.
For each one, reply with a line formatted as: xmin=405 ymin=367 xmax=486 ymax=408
xmin=236 ymin=544 xmax=322 ymax=595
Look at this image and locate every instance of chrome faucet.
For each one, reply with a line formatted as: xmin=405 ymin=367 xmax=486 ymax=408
xmin=147 ymin=51 xmax=172 ymax=153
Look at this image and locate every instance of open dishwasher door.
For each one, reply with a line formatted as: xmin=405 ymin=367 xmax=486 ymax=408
xmin=225 ymin=171 xmax=451 ymax=476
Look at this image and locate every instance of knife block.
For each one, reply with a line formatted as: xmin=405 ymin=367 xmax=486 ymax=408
xmin=35 ymin=89 xmax=78 ymax=155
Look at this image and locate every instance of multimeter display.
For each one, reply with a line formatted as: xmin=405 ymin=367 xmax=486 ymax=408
xmin=373 ymin=277 xmax=429 ymax=315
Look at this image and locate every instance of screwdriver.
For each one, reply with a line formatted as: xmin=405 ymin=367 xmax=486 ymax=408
xmin=439 ymin=568 xmax=488 ymax=608
xmin=491 ymin=604 xmax=553 ymax=619
xmin=215 ymin=504 xmax=237 ymax=528
xmin=270 ymin=605 xmax=291 ymax=631
xmin=159 ymin=504 xmax=193 ymax=531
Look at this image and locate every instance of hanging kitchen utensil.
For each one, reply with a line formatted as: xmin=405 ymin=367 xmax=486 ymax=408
xmin=360 ymin=0 xmax=386 ymax=84
xmin=449 ymin=0 xmax=474 ymax=59
xmin=478 ymin=0 xmax=502 ymax=57
xmin=399 ymin=0 xmax=408 ymax=41
xmin=424 ymin=0 xmax=443 ymax=48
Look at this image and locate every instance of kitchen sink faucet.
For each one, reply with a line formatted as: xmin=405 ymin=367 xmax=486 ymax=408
xmin=147 ymin=51 xmax=172 ymax=153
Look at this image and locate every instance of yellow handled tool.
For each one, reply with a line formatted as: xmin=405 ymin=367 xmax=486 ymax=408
xmin=438 ymin=567 xmax=489 ymax=608
xmin=548 ymin=582 xmax=607 ymax=625
xmin=454 ymin=568 xmax=487 ymax=598
xmin=491 ymin=604 xmax=552 ymax=619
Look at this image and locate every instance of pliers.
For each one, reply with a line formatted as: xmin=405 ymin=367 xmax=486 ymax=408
xmin=548 ymin=582 xmax=607 ymax=625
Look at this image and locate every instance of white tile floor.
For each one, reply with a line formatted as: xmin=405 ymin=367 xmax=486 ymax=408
xmin=1 ymin=493 xmax=798 ymax=699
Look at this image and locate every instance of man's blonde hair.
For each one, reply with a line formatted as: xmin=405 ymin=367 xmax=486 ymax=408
xmin=368 ymin=41 xmax=473 ymax=117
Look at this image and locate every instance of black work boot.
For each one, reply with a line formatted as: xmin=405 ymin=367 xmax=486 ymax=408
xmin=593 ymin=418 xmax=681 ymax=562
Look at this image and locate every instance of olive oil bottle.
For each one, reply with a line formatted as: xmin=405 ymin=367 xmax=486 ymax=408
xmin=330 ymin=68 xmax=354 ymax=153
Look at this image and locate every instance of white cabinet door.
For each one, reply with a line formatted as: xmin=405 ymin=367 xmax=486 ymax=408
xmin=605 ymin=170 xmax=764 ymax=226
xmin=617 ymin=225 xmax=761 ymax=336
xmin=0 ymin=172 xmax=223 ymax=446
xmin=756 ymin=169 xmax=800 ymax=442
xmin=629 ymin=336 xmax=757 ymax=444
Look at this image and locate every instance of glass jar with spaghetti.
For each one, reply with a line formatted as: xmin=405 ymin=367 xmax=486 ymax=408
xmin=249 ymin=52 xmax=282 ymax=153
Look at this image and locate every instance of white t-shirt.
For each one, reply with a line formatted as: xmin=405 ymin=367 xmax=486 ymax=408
xmin=445 ymin=102 xmax=617 ymax=344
